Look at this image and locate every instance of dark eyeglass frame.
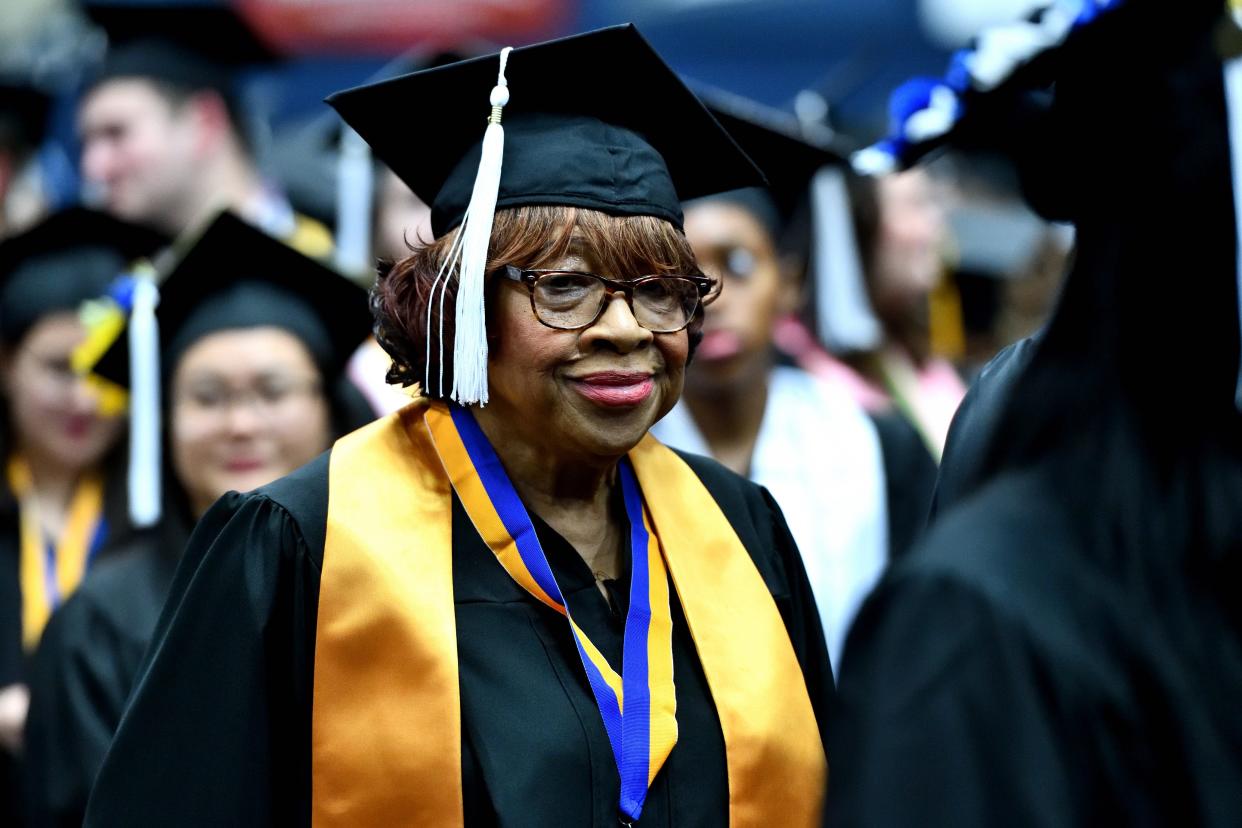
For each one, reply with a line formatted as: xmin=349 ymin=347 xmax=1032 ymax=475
xmin=501 ymin=265 xmax=715 ymax=333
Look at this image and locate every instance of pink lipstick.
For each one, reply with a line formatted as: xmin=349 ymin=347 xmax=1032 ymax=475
xmin=569 ymin=371 xmax=655 ymax=407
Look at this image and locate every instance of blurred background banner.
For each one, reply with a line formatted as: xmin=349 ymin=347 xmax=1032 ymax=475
xmin=234 ymin=0 xmax=570 ymax=55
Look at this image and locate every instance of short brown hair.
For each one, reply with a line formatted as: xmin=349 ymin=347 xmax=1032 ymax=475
xmin=372 ymin=205 xmax=710 ymax=397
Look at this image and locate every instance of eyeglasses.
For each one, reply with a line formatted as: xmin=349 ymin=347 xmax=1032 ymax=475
xmin=174 ymin=377 xmax=323 ymax=420
xmin=502 ymin=266 xmax=715 ymax=334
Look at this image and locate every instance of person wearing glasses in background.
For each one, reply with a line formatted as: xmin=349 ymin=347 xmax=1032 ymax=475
xmin=20 ymin=213 xmax=374 ymax=828
xmin=85 ymin=27 xmax=831 ymax=828
xmin=0 ymin=209 xmax=164 ymax=825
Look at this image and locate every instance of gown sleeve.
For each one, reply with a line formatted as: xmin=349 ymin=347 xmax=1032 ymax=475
xmin=83 ymin=491 xmax=320 ymax=828
xmin=24 ymin=588 xmax=138 ymax=828
xmin=825 ymin=569 xmax=1077 ymax=828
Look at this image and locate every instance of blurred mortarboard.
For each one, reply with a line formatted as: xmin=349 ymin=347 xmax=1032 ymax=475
xmin=0 ymin=207 xmax=166 ymax=347
xmin=0 ymin=80 xmax=51 ymax=153
xmin=326 ymin=24 xmax=764 ymax=238
xmin=89 ymin=210 xmax=370 ymax=529
xmin=271 ymin=45 xmax=490 ymax=261
xmin=92 ymin=210 xmax=371 ymax=390
xmin=82 ymin=1 xmax=278 ymax=102
xmin=692 ymin=85 xmax=846 ymax=226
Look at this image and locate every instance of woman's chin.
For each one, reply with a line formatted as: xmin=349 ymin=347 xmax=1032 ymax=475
xmin=561 ymin=395 xmax=664 ymax=456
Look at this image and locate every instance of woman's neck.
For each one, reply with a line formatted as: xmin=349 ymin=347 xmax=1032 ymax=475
xmin=12 ymin=448 xmax=86 ymax=538
xmin=471 ymin=408 xmax=625 ymax=580
xmin=682 ymin=372 xmax=771 ymax=476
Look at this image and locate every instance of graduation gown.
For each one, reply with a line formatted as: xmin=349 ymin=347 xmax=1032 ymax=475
xmin=22 ymin=516 xmax=188 ymax=828
xmin=85 ymin=448 xmax=833 ymax=826
xmin=866 ymin=410 xmax=937 ymax=559
xmin=0 ymin=468 xmax=131 ymax=827
xmin=826 ymin=468 xmax=1242 ymax=827
xmin=928 ymin=335 xmax=1038 ymax=520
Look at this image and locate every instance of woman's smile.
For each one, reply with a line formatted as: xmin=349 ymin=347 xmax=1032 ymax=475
xmin=565 ymin=369 xmax=655 ymax=407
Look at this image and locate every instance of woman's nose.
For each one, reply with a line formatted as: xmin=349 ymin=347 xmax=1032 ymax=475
xmin=581 ymin=292 xmax=653 ymax=353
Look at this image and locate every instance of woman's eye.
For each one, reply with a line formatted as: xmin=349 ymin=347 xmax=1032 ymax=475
xmin=256 ymin=384 xmax=292 ymax=405
xmin=189 ymin=388 xmax=227 ymax=408
xmin=725 ymin=248 xmax=756 ymax=280
xmin=544 ymin=274 xmax=588 ymax=291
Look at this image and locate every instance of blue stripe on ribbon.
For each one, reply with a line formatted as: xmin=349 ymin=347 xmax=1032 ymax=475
xmin=618 ymin=462 xmax=652 ymax=817
xmin=450 ymin=405 xmax=566 ymax=606
xmin=570 ymin=628 xmax=625 ymax=767
xmin=43 ymin=541 xmax=59 ymax=610
xmin=449 ymin=406 xmax=658 ymax=821
xmin=86 ymin=516 xmax=108 ymax=569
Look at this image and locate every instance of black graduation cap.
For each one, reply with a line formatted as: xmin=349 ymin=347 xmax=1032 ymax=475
xmin=694 ymin=85 xmax=846 ymax=226
xmin=88 ymin=210 xmax=372 ymax=529
xmin=326 ymin=24 xmax=765 ymax=238
xmin=0 ymin=207 xmax=166 ymax=347
xmin=91 ymin=211 xmax=372 ymax=390
xmin=82 ymin=1 xmax=278 ymax=104
xmin=0 ymin=79 xmax=51 ymax=153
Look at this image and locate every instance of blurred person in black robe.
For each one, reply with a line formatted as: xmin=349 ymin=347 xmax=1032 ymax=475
xmin=827 ymin=0 xmax=1242 ymax=824
xmin=20 ymin=212 xmax=374 ymax=827
xmin=0 ymin=209 xmax=164 ymax=825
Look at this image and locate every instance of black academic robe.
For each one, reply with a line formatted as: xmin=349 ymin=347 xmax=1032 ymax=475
xmin=0 ymin=466 xmax=132 ymax=827
xmin=928 ymin=335 xmax=1038 ymax=520
xmin=826 ymin=468 xmax=1242 ymax=827
xmin=84 ymin=450 xmax=833 ymax=827
xmin=22 ymin=513 xmax=189 ymax=828
xmin=866 ymin=410 xmax=938 ymax=559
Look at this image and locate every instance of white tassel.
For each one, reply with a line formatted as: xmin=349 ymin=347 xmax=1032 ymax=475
xmin=127 ymin=274 xmax=162 ymax=528
xmin=450 ymin=46 xmax=512 ymax=406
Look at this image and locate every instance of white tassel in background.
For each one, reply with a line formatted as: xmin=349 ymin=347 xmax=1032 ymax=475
xmin=127 ymin=273 xmax=162 ymax=528
xmin=450 ymin=46 xmax=512 ymax=406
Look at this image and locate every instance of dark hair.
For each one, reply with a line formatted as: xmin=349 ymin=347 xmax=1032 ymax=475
xmin=372 ymin=205 xmax=709 ymax=397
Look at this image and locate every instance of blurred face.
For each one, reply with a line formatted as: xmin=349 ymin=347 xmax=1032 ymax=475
xmin=78 ymin=79 xmax=200 ymax=229
xmin=682 ymin=201 xmax=794 ymax=392
xmin=869 ymin=169 xmax=946 ymax=322
xmin=170 ymin=328 xmax=331 ymax=516
xmin=2 ymin=313 xmax=123 ymax=473
xmin=477 ymin=236 xmax=691 ymax=463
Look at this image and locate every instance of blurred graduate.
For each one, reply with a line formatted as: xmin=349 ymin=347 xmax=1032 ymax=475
xmin=827 ymin=0 xmax=1242 ymax=823
xmin=651 ymin=93 xmax=890 ymax=673
xmin=0 ymin=208 xmax=164 ymax=824
xmin=21 ymin=212 xmax=374 ymax=827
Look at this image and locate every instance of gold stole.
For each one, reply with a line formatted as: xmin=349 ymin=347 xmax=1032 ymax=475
xmin=7 ymin=456 xmax=105 ymax=649
xmin=313 ymin=403 xmax=826 ymax=826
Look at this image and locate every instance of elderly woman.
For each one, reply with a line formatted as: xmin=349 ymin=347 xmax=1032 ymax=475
xmin=22 ymin=213 xmax=374 ymax=827
xmin=85 ymin=26 xmax=831 ymax=828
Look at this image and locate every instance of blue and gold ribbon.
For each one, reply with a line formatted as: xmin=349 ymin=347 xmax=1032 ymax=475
xmin=426 ymin=403 xmax=677 ymax=822
xmin=7 ymin=456 xmax=107 ymax=649
xmin=314 ymin=402 xmax=826 ymax=826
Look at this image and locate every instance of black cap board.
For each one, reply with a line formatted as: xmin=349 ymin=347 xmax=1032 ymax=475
xmin=326 ymin=24 xmax=765 ymax=237
xmin=0 ymin=207 xmax=167 ymax=347
xmin=695 ymin=86 xmax=846 ymax=226
xmin=0 ymin=79 xmax=51 ymax=152
xmin=92 ymin=211 xmax=372 ymax=389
